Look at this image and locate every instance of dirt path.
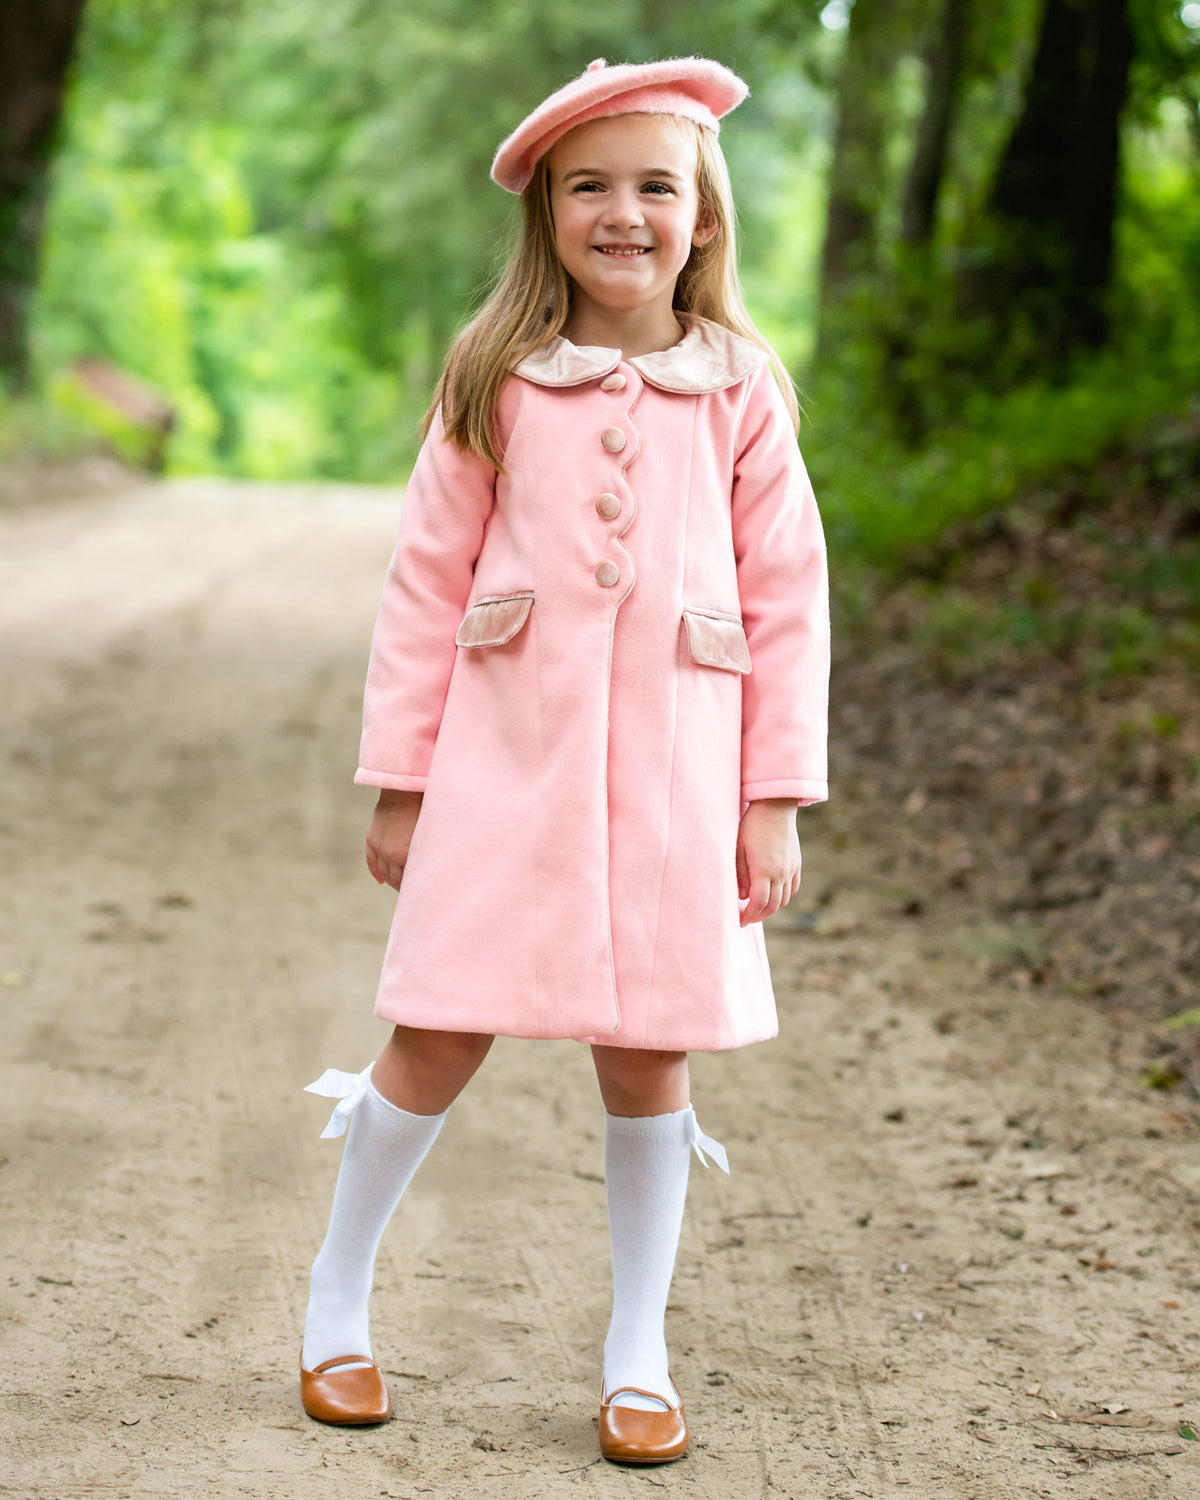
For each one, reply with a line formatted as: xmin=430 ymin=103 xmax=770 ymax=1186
xmin=1 ymin=477 xmax=1197 ymax=1499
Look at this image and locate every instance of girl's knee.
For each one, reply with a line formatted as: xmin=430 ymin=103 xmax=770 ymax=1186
xmin=373 ymin=1027 xmax=493 ymax=1113
xmin=591 ymin=1045 xmax=689 ymax=1115
xmin=593 ymin=1045 xmax=686 ymax=1080
xmin=391 ymin=1026 xmax=493 ymax=1070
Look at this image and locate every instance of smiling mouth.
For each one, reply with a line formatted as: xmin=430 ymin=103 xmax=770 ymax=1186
xmin=594 ymin=247 xmax=651 ymax=256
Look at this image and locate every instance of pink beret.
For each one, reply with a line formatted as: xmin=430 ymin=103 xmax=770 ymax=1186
xmin=491 ymin=55 xmax=749 ymax=195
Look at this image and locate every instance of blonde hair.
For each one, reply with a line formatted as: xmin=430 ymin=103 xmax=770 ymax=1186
xmin=422 ymin=113 xmax=800 ymax=472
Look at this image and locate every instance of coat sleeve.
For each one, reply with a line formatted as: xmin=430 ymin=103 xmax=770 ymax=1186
xmin=355 ymin=403 xmax=498 ymax=791
xmin=730 ymin=364 xmax=830 ymax=807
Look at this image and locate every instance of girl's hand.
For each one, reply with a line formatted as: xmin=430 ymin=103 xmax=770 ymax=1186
xmin=736 ymin=798 xmax=802 ymax=927
xmin=365 ymin=789 xmax=424 ymax=890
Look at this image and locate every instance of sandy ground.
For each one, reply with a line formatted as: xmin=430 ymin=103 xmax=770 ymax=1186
xmin=1 ymin=476 xmax=1198 ymax=1500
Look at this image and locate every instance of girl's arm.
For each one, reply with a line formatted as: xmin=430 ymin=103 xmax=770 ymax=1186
xmin=730 ymin=365 xmax=829 ymax=926
xmin=355 ymin=403 xmax=498 ymax=794
xmin=730 ymin=363 xmax=830 ymax=808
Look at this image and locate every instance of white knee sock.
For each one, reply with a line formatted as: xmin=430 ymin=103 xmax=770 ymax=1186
xmin=602 ymin=1105 xmax=728 ymax=1412
xmin=301 ymin=1073 xmax=447 ymax=1371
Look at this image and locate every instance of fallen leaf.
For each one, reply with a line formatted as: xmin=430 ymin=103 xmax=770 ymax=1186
xmin=1026 ymin=1383 xmax=1042 ymax=1397
xmin=1052 ymin=1409 xmax=1156 ymax=1429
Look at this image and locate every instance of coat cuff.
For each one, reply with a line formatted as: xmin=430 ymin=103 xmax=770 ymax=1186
xmin=354 ymin=768 xmax=428 ymax=792
xmin=741 ymin=777 xmax=828 ymax=807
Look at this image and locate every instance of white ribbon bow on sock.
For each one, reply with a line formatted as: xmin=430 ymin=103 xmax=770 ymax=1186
xmin=687 ymin=1109 xmax=731 ymax=1174
xmin=304 ymin=1063 xmax=374 ymax=1139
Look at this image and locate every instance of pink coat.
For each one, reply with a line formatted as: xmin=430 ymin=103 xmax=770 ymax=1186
xmin=355 ymin=311 xmax=830 ymax=1051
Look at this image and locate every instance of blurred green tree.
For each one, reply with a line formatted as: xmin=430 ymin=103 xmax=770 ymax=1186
xmin=957 ymin=0 xmax=1135 ymax=373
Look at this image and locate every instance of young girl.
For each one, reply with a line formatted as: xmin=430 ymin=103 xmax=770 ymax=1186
xmin=299 ymin=55 xmax=830 ymax=1465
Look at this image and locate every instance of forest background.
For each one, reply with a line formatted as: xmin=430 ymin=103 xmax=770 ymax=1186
xmin=1 ymin=0 xmax=1197 ymax=561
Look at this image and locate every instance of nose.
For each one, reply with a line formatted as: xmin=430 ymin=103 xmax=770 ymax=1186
xmin=603 ymin=187 xmax=645 ymax=230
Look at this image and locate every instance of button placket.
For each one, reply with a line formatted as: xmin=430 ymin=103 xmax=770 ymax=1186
xmin=593 ymin=365 xmax=637 ymax=592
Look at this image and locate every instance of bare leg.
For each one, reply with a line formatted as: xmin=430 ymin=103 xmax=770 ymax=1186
xmin=591 ymin=1044 xmax=689 ymax=1116
xmin=372 ymin=1025 xmax=495 ymax=1113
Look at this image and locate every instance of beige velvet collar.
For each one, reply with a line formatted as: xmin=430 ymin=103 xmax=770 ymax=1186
xmin=512 ymin=312 xmax=769 ymax=394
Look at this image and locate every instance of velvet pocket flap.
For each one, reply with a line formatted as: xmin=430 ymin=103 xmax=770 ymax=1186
xmin=682 ymin=609 xmax=752 ymax=673
xmin=455 ymin=592 xmax=534 ymax=648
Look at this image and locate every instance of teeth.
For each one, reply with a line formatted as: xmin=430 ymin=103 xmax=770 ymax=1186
xmin=597 ymin=247 xmax=648 ymax=256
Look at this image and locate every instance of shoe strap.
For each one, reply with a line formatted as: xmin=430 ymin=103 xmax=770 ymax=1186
xmin=602 ymin=1380 xmax=682 ymax=1409
xmin=311 ymin=1353 xmax=376 ymax=1374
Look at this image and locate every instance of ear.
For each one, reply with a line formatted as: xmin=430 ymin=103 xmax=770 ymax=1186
xmin=691 ymin=202 xmax=719 ymax=248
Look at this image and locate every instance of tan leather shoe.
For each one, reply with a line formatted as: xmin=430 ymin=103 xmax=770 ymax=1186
xmin=300 ymin=1353 xmax=391 ymax=1425
xmin=598 ymin=1379 xmax=688 ymax=1464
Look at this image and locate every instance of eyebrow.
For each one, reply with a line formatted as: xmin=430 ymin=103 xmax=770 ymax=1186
xmin=561 ymin=166 xmax=685 ymax=182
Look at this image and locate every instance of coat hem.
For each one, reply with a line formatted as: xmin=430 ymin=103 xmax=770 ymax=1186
xmin=372 ymin=998 xmax=777 ymax=1051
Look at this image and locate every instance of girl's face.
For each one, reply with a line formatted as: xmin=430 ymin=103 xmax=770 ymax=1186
xmin=547 ymin=114 xmax=716 ymax=324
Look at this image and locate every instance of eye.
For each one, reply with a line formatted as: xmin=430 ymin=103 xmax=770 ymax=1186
xmin=570 ymin=180 xmax=675 ymax=194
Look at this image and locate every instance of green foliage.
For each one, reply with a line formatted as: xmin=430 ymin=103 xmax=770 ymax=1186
xmin=13 ymin=0 xmax=1200 ymax=549
xmin=804 ymin=343 xmax=1200 ymax=563
xmin=27 ymin=0 xmax=824 ymax=481
xmin=802 ymin=74 xmax=1200 ymax=568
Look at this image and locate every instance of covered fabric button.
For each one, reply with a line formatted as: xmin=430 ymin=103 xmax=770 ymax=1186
xmin=595 ymin=492 xmax=621 ymax=519
xmin=600 ymin=372 xmax=627 ymax=391
xmin=601 ymin=426 xmax=626 ymax=452
xmin=594 ymin=560 xmax=620 ymax=587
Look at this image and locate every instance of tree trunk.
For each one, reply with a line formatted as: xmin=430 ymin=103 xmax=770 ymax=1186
xmin=816 ymin=0 xmax=903 ymax=358
xmin=959 ymin=0 xmax=1134 ymax=369
xmin=900 ymin=0 xmax=972 ymax=246
xmin=0 ymin=0 xmax=90 ymax=391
